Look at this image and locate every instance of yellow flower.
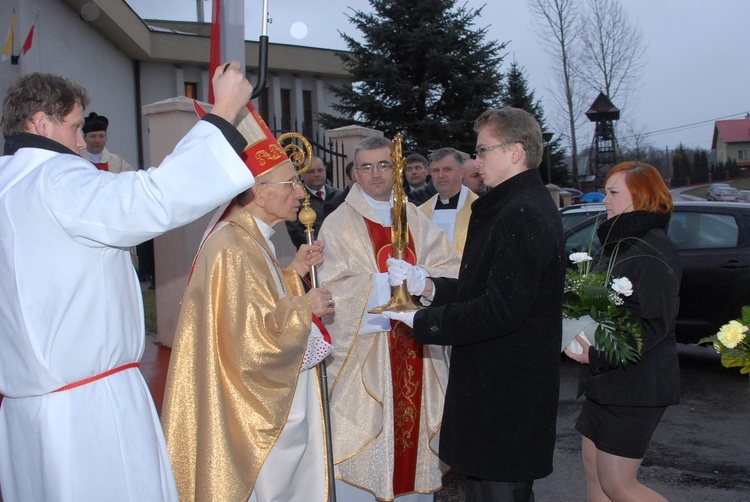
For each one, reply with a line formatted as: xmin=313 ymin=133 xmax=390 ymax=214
xmin=717 ymin=320 xmax=748 ymax=349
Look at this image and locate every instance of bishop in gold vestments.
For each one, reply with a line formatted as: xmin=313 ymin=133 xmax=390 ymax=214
xmin=162 ymin=151 xmax=335 ymax=501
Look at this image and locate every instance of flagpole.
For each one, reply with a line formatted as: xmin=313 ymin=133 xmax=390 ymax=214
xmin=250 ymin=0 xmax=268 ymax=99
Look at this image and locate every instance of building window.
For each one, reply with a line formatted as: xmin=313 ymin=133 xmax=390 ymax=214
xmin=280 ymin=89 xmax=292 ymax=131
xmin=303 ymin=90 xmax=313 ymax=137
xmin=184 ymin=82 xmax=197 ymax=99
xmin=739 ymin=150 xmax=748 ymax=160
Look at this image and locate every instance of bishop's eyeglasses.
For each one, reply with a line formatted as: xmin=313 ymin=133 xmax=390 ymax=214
xmin=259 ymin=177 xmax=302 ymax=191
xmin=356 ymin=161 xmax=393 ymax=173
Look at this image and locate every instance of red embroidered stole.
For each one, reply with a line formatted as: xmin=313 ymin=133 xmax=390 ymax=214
xmin=93 ymin=162 xmax=109 ymax=171
xmin=364 ymin=218 xmax=423 ymax=496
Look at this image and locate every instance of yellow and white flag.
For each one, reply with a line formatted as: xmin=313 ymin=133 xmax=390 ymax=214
xmin=2 ymin=9 xmax=15 ymax=62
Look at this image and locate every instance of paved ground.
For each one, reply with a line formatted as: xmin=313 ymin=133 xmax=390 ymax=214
xmin=436 ymin=345 xmax=750 ymax=501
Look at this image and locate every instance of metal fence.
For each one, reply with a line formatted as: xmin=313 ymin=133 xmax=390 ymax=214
xmin=268 ymin=117 xmax=348 ymax=190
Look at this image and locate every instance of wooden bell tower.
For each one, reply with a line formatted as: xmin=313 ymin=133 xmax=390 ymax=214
xmin=585 ymin=93 xmax=621 ymax=189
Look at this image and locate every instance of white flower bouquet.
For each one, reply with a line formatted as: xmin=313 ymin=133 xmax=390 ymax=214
xmin=563 ymin=252 xmax=643 ymax=366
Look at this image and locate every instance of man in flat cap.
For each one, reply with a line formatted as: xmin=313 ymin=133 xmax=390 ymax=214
xmin=79 ymin=112 xmax=134 ymax=173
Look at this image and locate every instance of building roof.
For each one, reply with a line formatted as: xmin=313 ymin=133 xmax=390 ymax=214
xmin=62 ymin=0 xmax=351 ymax=79
xmin=712 ymin=117 xmax=750 ymax=149
xmin=585 ymin=92 xmax=620 ymax=122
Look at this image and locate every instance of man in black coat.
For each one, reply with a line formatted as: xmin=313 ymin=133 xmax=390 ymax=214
xmin=384 ymin=107 xmax=566 ymax=501
xmin=324 ymin=160 xmax=354 ymax=217
xmin=285 ymin=156 xmax=342 ymax=248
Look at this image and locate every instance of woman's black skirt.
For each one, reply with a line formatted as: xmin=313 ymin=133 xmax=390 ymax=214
xmin=575 ymin=398 xmax=666 ymax=459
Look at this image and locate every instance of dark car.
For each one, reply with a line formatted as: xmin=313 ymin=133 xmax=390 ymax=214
xmin=561 ymin=202 xmax=750 ymax=343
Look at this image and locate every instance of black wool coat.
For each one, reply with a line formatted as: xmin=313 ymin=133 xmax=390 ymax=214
xmin=580 ymin=212 xmax=682 ymax=406
xmin=413 ymin=168 xmax=566 ymax=482
xmin=285 ymin=185 xmax=342 ymax=249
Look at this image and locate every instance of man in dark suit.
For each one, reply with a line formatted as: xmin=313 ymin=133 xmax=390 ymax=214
xmin=405 ymin=153 xmax=437 ymax=205
xmin=324 ymin=161 xmax=355 ymax=217
xmin=384 ymin=107 xmax=566 ymax=502
xmin=286 ymin=156 xmax=342 ymax=248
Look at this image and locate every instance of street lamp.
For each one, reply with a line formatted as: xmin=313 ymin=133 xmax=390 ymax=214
xmin=542 ymin=131 xmax=554 ymax=184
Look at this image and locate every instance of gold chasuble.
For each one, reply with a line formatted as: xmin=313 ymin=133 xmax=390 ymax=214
xmin=317 ymin=186 xmax=460 ymax=500
xmin=161 ymin=203 xmax=328 ymax=502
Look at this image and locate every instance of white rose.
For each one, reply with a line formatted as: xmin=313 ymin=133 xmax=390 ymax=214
xmin=569 ymin=252 xmax=593 ymax=264
xmin=611 ymin=277 xmax=634 ymax=297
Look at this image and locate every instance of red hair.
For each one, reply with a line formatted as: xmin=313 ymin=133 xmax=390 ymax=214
xmin=606 ymin=162 xmax=673 ymax=213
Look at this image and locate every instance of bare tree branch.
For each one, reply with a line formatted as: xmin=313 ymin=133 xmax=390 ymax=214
xmin=529 ymin=0 xmax=584 ymax=186
xmin=576 ymin=0 xmax=647 ymax=109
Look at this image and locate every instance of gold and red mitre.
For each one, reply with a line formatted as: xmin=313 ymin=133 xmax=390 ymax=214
xmin=193 ymin=100 xmax=293 ymax=178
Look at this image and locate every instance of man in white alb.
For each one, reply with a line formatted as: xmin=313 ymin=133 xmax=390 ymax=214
xmin=420 ymin=147 xmax=478 ymax=257
xmin=0 ymin=64 xmax=254 ymax=502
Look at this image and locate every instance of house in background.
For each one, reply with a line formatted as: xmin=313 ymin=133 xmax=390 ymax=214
xmin=712 ymin=116 xmax=750 ymax=169
xmin=0 ymin=0 xmax=353 ymax=172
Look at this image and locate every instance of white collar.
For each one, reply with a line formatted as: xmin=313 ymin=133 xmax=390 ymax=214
xmin=359 ymin=186 xmax=392 ymax=226
xmin=253 ymin=216 xmax=277 ymax=256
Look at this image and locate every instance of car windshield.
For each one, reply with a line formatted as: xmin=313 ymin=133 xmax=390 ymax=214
xmin=720 ymin=188 xmax=739 ymax=196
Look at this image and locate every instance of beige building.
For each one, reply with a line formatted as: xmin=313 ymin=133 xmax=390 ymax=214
xmin=0 ymin=0 xmax=353 ymax=170
xmin=1 ymin=0 xmax=382 ymax=346
xmin=712 ymin=117 xmax=750 ymax=169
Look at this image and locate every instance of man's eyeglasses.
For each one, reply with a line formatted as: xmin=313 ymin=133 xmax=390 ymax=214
xmin=473 ymin=142 xmax=514 ymax=159
xmin=357 ymin=161 xmax=393 ymax=173
xmin=259 ymin=178 xmax=302 ymax=191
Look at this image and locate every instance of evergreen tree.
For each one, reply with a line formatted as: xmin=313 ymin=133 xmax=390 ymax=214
xmin=318 ymin=0 xmax=506 ymax=153
xmin=692 ymin=149 xmax=709 ymax=184
xmin=499 ymin=62 xmax=570 ymax=186
xmin=727 ymin=158 xmax=740 ymax=178
xmin=714 ymin=161 xmax=727 ymax=181
xmin=671 ymin=144 xmax=690 ymax=186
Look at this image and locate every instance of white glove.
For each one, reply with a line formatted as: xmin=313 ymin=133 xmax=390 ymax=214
xmin=382 ymin=310 xmax=416 ymax=328
xmin=386 ymin=258 xmax=427 ymax=296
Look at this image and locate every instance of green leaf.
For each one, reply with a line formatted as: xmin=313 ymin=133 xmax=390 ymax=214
xmin=720 ymin=350 xmax=750 ymax=370
xmin=594 ymin=317 xmax=642 ymax=367
xmin=580 ymin=285 xmax=610 ymax=311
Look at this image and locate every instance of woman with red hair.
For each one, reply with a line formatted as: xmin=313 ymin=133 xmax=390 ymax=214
xmin=565 ymin=162 xmax=681 ymax=501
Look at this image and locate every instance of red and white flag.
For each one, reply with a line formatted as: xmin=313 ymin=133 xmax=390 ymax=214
xmin=21 ymin=22 xmax=34 ymax=55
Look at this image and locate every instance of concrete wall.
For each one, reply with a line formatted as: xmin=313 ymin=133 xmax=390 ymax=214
xmin=0 ymin=0 xmax=139 ymax=166
xmin=1 ymin=0 xmax=353 ymax=170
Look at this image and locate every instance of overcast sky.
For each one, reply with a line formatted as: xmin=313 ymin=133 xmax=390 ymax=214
xmin=126 ymin=0 xmax=750 ymax=152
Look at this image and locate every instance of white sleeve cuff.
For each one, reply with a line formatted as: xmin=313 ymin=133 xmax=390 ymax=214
xmin=359 ymin=272 xmax=392 ymax=335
